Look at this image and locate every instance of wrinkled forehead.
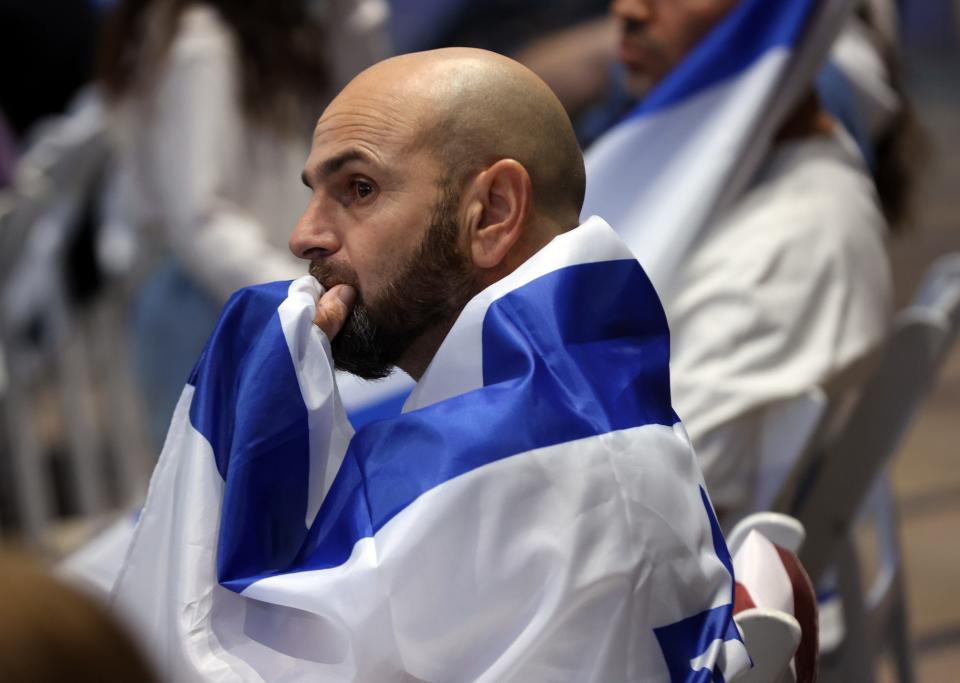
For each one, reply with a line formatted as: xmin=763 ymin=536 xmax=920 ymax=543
xmin=309 ymin=83 xmax=428 ymax=162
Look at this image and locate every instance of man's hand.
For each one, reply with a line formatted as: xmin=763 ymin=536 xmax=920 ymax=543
xmin=314 ymin=284 xmax=356 ymax=340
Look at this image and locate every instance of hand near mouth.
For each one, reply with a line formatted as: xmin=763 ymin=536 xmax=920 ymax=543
xmin=313 ymin=284 xmax=357 ymax=340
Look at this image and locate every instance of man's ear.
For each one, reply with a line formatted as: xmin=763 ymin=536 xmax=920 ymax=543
xmin=462 ymin=158 xmax=531 ymax=270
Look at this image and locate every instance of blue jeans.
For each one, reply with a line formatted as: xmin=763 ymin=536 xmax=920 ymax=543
xmin=131 ymin=260 xmax=220 ymax=452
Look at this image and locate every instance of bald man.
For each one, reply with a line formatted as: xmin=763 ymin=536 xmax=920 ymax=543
xmin=113 ymin=49 xmax=749 ymax=682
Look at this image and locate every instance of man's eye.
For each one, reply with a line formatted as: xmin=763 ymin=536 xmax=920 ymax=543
xmin=353 ymin=180 xmax=374 ymax=200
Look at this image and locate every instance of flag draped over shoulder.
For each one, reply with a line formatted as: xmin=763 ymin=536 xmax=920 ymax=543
xmin=582 ymin=0 xmax=856 ymax=295
xmin=113 ymin=217 xmax=749 ymax=682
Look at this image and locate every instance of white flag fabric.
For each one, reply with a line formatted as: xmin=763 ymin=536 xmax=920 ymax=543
xmin=112 ymin=216 xmax=751 ymax=682
xmin=582 ymin=0 xmax=856 ymax=295
xmin=336 ymin=367 xmax=414 ymax=429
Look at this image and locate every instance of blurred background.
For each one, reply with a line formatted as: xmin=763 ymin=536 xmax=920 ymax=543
xmin=0 ymin=1 xmax=957 ymax=681
xmin=881 ymin=4 xmax=960 ymax=680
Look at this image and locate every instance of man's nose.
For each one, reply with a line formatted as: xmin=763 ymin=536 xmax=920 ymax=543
xmin=610 ymin=0 xmax=652 ymax=22
xmin=289 ymin=199 xmax=342 ymax=261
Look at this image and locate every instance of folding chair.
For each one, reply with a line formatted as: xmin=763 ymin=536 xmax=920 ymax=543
xmin=798 ymin=260 xmax=960 ymax=580
xmin=768 ymin=347 xmax=883 ymax=518
xmin=716 ymin=343 xmax=883 ymax=527
xmin=0 ymin=99 xmax=115 ymax=543
xmin=913 ymin=252 xmax=960 ymax=324
xmin=749 ymin=390 xmax=825 ymax=516
xmin=789 ymin=253 xmax=960 ymax=682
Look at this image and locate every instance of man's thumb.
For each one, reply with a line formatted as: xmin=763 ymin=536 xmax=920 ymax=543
xmin=313 ymin=284 xmax=356 ymax=340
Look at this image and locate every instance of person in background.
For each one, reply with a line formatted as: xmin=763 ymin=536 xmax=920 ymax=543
xmin=97 ymin=0 xmax=389 ymax=448
xmin=608 ymin=0 xmax=893 ymax=522
xmin=0 ymin=552 xmax=159 ymax=682
xmin=520 ymin=0 xmax=922 ymax=196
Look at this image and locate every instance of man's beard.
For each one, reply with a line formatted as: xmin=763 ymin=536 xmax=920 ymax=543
xmin=309 ymin=181 xmax=478 ymax=380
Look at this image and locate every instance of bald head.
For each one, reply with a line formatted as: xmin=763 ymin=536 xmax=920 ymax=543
xmin=293 ymin=50 xmax=587 ymax=380
xmin=337 ymin=48 xmax=586 ymax=227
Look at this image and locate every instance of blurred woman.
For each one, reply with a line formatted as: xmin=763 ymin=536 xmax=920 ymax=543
xmin=98 ymin=0 xmax=388 ymax=446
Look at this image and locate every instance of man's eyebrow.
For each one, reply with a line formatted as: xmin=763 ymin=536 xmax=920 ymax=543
xmin=303 ymin=149 xmax=373 ymax=188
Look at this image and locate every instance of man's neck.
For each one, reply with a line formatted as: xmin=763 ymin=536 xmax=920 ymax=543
xmin=397 ymin=215 xmax=573 ymax=381
xmin=395 ymin=316 xmax=459 ymax=381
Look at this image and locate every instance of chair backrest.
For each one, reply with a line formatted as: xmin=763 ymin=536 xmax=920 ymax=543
xmin=751 ymin=390 xmax=826 ymax=514
xmin=914 ymin=252 xmax=960 ymax=345
xmin=796 ymin=306 xmax=952 ymax=583
xmin=768 ymin=345 xmax=883 ymax=517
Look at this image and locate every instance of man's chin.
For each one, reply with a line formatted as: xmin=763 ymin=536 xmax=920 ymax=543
xmin=622 ymin=70 xmax=657 ymax=101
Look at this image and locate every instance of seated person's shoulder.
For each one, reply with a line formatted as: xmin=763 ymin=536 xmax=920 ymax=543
xmin=734 ymin=132 xmax=886 ymax=252
xmin=686 ymin=132 xmax=889 ymax=291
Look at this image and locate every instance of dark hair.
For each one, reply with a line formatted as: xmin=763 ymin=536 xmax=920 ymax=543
xmin=873 ymin=96 xmax=925 ymax=233
xmin=856 ymin=5 xmax=926 ymax=234
xmin=98 ymin=0 xmax=329 ymax=132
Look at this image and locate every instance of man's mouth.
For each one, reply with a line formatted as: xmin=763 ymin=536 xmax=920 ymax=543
xmin=319 ymin=277 xmax=345 ymax=290
xmin=309 ymin=260 xmax=359 ymax=294
xmin=618 ymin=36 xmax=656 ymax=71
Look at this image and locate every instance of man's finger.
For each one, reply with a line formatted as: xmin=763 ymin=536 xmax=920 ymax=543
xmin=313 ymin=284 xmax=356 ymax=340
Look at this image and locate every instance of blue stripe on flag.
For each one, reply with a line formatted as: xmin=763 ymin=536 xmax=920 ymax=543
xmin=211 ymin=259 xmax=678 ymax=591
xmin=653 ymin=487 xmax=742 ymax=682
xmin=347 ymin=387 xmax=412 ymax=430
xmin=630 ymin=0 xmax=816 ymax=117
xmin=481 ymin=259 xmax=676 ymax=435
xmin=702 ymin=487 xmax=735 ymax=583
xmin=188 ymin=282 xmax=316 ymax=582
xmin=188 ymin=281 xmax=292 ymax=478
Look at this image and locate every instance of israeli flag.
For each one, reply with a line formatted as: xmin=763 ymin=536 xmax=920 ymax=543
xmin=583 ymin=0 xmax=857 ymax=295
xmin=112 ymin=217 xmax=749 ymax=682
